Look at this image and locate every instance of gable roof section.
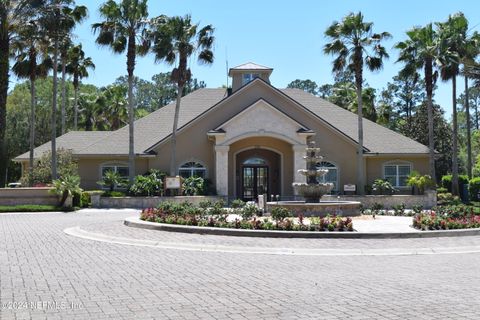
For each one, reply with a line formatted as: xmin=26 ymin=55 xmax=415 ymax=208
xmin=282 ymin=88 xmax=430 ymax=154
xmin=14 ymin=131 xmax=112 ymax=160
xmin=229 ymin=62 xmax=272 ymax=71
xmin=214 ymin=98 xmax=309 ymax=132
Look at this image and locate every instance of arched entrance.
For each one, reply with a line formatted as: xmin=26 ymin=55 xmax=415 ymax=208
xmin=236 ymin=149 xmax=280 ymax=201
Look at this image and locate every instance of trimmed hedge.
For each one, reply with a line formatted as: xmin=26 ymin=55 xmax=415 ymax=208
xmin=0 ymin=205 xmax=74 ymax=213
xmin=469 ymin=177 xmax=480 ymax=202
xmin=441 ymin=175 xmax=469 ymax=193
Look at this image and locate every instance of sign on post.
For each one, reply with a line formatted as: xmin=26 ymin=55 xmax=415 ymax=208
xmin=165 ymin=176 xmax=182 ymax=194
xmin=344 ymin=184 xmax=356 ymax=192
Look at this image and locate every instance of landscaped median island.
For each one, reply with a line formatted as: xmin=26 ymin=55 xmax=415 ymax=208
xmin=139 ymin=200 xmax=354 ymax=232
xmin=413 ymin=205 xmax=480 ymax=231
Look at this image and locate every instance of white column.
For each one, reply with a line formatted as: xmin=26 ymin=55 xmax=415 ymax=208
xmin=293 ymin=144 xmax=307 ymax=184
xmin=215 ymin=145 xmax=230 ymax=196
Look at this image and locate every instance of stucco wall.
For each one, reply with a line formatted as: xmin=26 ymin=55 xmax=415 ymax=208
xmin=0 ymin=188 xmax=58 ymax=206
xmin=78 ymin=158 xmax=149 ymax=190
xmin=365 ymin=156 xmax=430 ymax=191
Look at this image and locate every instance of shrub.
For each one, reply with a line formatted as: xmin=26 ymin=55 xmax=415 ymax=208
xmin=270 ymin=207 xmax=292 ymax=223
xmin=441 ymin=175 xmax=469 ymax=193
xmin=469 ymin=177 xmax=480 ymax=201
xmin=50 ymin=175 xmax=82 ymax=207
xmin=20 ymin=149 xmax=78 ymax=186
xmin=371 ymin=202 xmax=384 ymax=218
xmin=103 ymin=191 xmax=126 ymax=197
xmin=182 ymin=176 xmax=205 ymax=196
xmin=129 ymin=170 xmax=164 ymax=196
xmin=372 ymin=179 xmax=396 ymax=195
xmin=98 ymin=170 xmax=126 ymax=192
xmin=241 ymin=203 xmax=260 ymax=220
xmin=437 ymin=192 xmax=461 ymax=206
xmin=80 ymin=192 xmax=91 ymax=208
xmin=392 ymin=203 xmax=406 ymax=216
xmin=437 ymin=187 xmax=448 ymax=194
xmin=230 ymin=199 xmax=245 ymax=209
xmin=406 ymin=171 xmax=435 ymax=194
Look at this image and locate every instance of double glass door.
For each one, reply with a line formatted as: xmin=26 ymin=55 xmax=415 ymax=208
xmin=242 ymin=166 xmax=268 ymax=201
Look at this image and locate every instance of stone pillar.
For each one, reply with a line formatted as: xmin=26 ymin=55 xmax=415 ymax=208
xmin=293 ymin=144 xmax=307 ymax=186
xmin=215 ymin=145 xmax=229 ymax=196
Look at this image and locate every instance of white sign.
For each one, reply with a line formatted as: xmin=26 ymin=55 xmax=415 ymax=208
xmin=344 ymin=184 xmax=356 ymax=192
xmin=165 ymin=176 xmax=182 ymax=189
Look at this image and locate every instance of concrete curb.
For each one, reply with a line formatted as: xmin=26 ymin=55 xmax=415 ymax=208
xmin=64 ymin=226 xmax=480 ymax=256
xmin=124 ymin=217 xmax=480 ymax=239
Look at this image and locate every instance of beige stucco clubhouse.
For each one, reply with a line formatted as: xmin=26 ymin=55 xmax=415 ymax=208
xmin=15 ymin=62 xmax=430 ymax=200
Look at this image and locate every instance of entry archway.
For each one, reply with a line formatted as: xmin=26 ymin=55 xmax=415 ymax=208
xmin=236 ymin=148 xmax=281 ymax=201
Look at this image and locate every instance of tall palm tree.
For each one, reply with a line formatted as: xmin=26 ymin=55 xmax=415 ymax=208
xmin=436 ymin=13 xmax=468 ymax=196
xmin=11 ymin=20 xmax=51 ymax=185
xmin=66 ymin=44 xmax=95 ymax=130
xmin=92 ymin=0 xmax=150 ymax=184
xmin=0 ymin=0 xmax=42 ymax=186
xmin=59 ymin=37 xmax=72 ymax=135
xmin=150 ymin=14 xmax=214 ymax=177
xmin=39 ymin=0 xmax=87 ymax=180
xmin=460 ymin=33 xmax=480 ymax=179
xmin=324 ymin=12 xmax=391 ymax=195
xmin=396 ymin=24 xmax=440 ymax=184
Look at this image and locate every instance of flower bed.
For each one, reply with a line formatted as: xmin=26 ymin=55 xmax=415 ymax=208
xmin=412 ymin=205 xmax=480 ymax=230
xmin=140 ymin=200 xmax=354 ymax=232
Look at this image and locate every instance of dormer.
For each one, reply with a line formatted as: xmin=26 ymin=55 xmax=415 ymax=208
xmin=228 ymin=62 xmax=273 ymax=93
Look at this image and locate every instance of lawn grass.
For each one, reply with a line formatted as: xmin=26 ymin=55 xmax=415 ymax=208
xmin=0 ymin=204 xmax=74 ymax=213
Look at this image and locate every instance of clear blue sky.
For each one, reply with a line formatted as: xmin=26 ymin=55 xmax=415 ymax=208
xmin=44 ymin=0 xmax=480 ymax=118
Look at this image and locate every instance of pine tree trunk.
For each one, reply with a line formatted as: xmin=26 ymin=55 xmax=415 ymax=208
xmin=61 ymin=57 xmax=66 ymax=135
xmin=451 ymin=75 xmax=459 ymax=196
xmin=0 ymin=13 xmax=9 ymax=187
xmin=425 ymin=59 xmax=436 ymax=184
xmin=51 ymin=37 xmax=59 ymax=181
xmin=170 ymin=85 xmax=183 ymax=176
xmin=465 ymin=76 xmax=472 ymax=179
xmin=29 ymin=79 xmax=36 ymax=186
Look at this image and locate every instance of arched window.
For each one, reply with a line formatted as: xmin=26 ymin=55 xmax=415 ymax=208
xmin=316 ymin=161 xmax=338 ymax=192
xmin=243 ymin=157 xmax=267 ymax=165
xmin=178 ymin=161 xmax=206 ymax=178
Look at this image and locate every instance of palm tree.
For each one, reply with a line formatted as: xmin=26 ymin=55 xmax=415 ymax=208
xmin=396 ymin=24 xmax=440 ymax=184
xmin=95 ymin=84 xmax=128 ymax=130
xmin=150 ymin=14 xmax=214 ymax=176
xmin=59 ymin=37 xmax=72 ymax=135
xmin=460 ymin=34 xmax=480 ymax=180
xmin=39 ymin=0 xmax=87 ymax=180
xmin=92 ymin=0 xmax=150 ymax=184
xmin=0 ymin=0 xmax=42 ymax=186
xmin=436 ymin=13 xmax=468 ymax=196
xmin=11 ymin=20 xmax=51 ymax=186
xmin=324 ymin=12 xmax=391 ymax=195
xmin=66 ymin=44 xmax=95 ymax=130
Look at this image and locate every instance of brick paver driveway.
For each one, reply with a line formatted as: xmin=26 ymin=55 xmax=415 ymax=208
xmin=2 ymin=209 xmax=480 ymax=320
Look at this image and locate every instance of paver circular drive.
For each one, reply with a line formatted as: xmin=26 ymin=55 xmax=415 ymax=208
xmin=2 ymin=209 xmax=480 ymax=319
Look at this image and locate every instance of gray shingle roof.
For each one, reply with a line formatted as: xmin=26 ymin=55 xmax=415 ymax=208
xmin=76 ymin=88 xmax=228 ymax=155
xmin=15 ymin=131 xmax=112 ymax=160
xmin=282 ymin=88 xmax=430 ymax=154
xmin=16 ymin=82 xmax=429 ymax=160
